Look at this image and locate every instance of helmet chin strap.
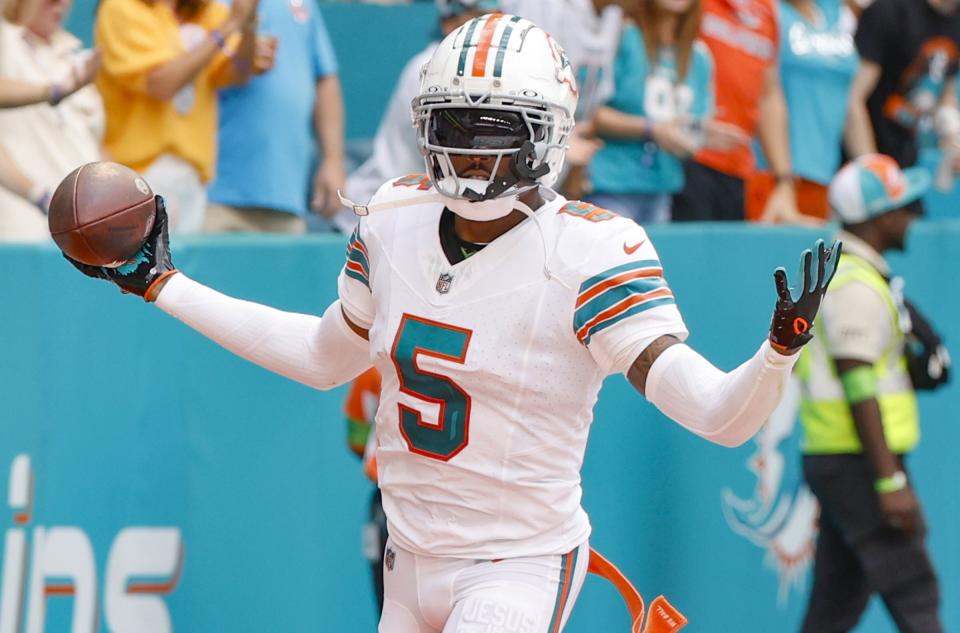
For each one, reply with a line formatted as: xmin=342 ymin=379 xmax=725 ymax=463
xmin=462 ymin=141 xmax=550 ymax=202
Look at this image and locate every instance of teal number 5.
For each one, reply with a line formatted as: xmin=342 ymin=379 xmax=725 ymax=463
xmin=390 ymin=314 xmax=473 ymax=461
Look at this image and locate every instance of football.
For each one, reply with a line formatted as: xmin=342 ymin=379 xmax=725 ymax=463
xmin=48 ymin=161 xmax=157 ymax=267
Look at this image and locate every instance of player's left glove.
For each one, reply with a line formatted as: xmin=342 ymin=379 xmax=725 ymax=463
xmin=768 ymin=238 xmax=842 ymax=354
xmin=65 ymin=195 xmax=178 ymax=302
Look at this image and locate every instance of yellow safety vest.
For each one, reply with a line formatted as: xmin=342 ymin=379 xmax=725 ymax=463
xmin=797 ymin=254 xmax=919 ymax=454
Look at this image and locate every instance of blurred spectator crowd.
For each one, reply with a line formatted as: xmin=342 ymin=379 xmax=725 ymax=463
xmin=1 ymin=0 xmax=959 ymax=240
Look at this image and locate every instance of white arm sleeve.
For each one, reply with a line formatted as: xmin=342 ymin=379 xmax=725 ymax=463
xmin=644 ymin=340 xmax=799 ymax=447
xmin=155 ymin=274 xmax=371 ymax=391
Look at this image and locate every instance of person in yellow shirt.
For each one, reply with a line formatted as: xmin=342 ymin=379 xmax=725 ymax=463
xmin=95 ymin=0 xmax=261 ymax=234
xmin=798 ymin=154 xmax=945 ymax=633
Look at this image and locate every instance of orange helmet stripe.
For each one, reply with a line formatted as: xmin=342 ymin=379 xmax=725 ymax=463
xmin=471 ymin=13 xmax=504 ymax=77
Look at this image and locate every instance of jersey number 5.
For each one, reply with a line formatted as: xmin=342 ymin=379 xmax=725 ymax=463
xmin=390 ymin=314 xmax=473 ymax=461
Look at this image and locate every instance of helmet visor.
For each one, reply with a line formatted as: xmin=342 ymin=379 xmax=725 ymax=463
xmin=428 ymin=108 xmax=542 ymax=151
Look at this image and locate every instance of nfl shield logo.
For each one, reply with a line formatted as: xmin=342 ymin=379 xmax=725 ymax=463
xmin=436 ymin=273 xmax=454 ymax=294
xmin=385 ymin=547 xmax=396 ymax=571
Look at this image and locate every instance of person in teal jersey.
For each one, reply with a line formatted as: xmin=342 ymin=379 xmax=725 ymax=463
xmin=749 ymin=0 xmax=858 ymax=223
xmin=588 ymin=0 xmax=747 ymax=224
xmin=206 ymin=0 xmax=343 ymax=234
xmin=780 ymin=0 xmax=857 ymax=184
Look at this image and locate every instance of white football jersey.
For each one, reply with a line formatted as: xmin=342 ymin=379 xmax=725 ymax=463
xmin=338 ymin=176 xmax=688 ymax=559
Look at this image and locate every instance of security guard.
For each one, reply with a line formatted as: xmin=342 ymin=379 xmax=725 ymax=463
xmin=798 ymin=154 xmax=944 ymax=633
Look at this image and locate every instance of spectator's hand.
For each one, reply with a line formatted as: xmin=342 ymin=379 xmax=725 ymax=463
xmin=760 ymin=200 xmax=826 ymax=227
xmin=53 ymin=49 xmax=101 ymax=103
xmin=879 ymin=487 xmax=920 ymax=536
xmin=652 ymin=120 xmax=698 ymax=159
xmin=768 ymin=238 xmax=842 ymax=355
xmin=253 ymin=34 xmax=277 ymax=75
xmin=566 ymin=121 xmax=603 ymax=167
xmin=64 ymin=196 xmax=178 ymax=302
xmin=74 ymin=49 xmax=101 ymax=88
xmin=312 ymin=160 xmax=347 ymax=219
xmin=759 ymin=180 xmax=822 ymax=227
xmin=702 ymin=119 xmax=750 ymax=152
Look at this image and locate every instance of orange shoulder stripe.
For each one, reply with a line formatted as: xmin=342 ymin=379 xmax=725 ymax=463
xmin=576 ymin=267 xmax=663 ymax=309
xmin=345 ymin=260 xmax=368 ymax=277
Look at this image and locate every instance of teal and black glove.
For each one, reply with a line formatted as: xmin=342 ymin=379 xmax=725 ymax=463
xmin=768 ymin=238 xmax=842 ymax=354
xmin=65 ymin=195 xmax=178 ymax=302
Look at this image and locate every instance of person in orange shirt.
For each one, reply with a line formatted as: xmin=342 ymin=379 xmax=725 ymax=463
xmin=344 ymin=367 xmax=387 ymax=615
xmin=95 ymin=0 xmax=262 ymax=234
xmin=672 ymin=0 xmax=802 ymax=223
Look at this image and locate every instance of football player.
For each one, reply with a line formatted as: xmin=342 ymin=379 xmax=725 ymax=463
xmin=64 ymin=14 xmax=840 ymax=633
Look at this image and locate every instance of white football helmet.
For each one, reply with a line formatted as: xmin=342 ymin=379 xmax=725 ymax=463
xmin=412 ymin=13 xmax=579 ymax=220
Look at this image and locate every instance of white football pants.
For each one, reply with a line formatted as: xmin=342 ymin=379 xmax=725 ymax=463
xmin=379 ymin=538 xmax=589 ymax=633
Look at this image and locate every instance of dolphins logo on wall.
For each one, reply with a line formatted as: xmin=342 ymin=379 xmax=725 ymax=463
xmin=721 ymin=377 xmax=819 ymax=604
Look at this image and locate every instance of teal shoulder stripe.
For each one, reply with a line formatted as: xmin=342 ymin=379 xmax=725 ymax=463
xmin=348 ymin=246 xmax=370 ymax=276
xmin=493 ymin=16 xmax=522 ymax=77
xmin=347 ymin=226 xmax=366 ymax=252
xmin=457 ymin=19 xmax=481 ymax=77
xmin=574 ymin=278 xmax=669 ymax=330
xmin=345 ymin=228 xmax=358 ymax=255
xmin=344 ymin=267 xmax=370 ymax=290
xmin=582 ymin=296 xmax=676 ymax=345
xmin=579 ymin=259 xmax=661 ymax=294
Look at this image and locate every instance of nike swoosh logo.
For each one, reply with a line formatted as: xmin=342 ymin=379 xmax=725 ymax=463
xmin=623 ymin=239 xmax=646 ymax=255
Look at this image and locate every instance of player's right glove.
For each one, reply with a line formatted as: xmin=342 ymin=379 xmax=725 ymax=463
xmin=768 ymin=238 xmax=842 ymax=354
xmin=65 ymin=195 xmax=178 ymax=302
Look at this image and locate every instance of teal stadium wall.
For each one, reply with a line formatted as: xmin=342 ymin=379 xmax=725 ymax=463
xmin=1 ymin=223 xmax=958 ymax=632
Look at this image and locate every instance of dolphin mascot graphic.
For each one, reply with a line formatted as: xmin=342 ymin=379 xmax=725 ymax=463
xmin=721 ymin=377 xmax=820 ymax=604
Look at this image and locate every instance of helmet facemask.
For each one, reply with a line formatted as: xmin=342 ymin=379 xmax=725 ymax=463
xmin=413 ymin=91 xmax=572 ymax=220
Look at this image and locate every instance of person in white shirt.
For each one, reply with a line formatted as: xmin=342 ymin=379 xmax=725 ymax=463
xmin=63 ymin=14 xmax=841 ymax=632
xmin=0 ymin=0 xmax=103 ymax=240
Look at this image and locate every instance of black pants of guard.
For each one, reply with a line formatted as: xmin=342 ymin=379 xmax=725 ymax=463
xmin=366 ymin=488 xmax=389 ymax=614
xmin=671 ymin=160 xmax=745 ymax=222
xmin=800 ymin=454 xmax=943 ymax=633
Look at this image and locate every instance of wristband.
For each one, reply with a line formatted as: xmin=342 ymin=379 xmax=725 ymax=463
xmin=144 ymin=269 xmax=180 ymax=303
xmin=875 ymin=470 xmax=908 ymax=494
xmin=839 ymin=365 xmax=877 ymax=404
xmin=231 ymin=58 xmax=252 ymax=75
xmin=774 ymin=172 xmax=795 ymax=184
xmin=210 ymin=29 xmax=227 ymax=49
xmin=641 ymin=118 xmax=654 ymax=142
xmin=48 ymin=82 xmax=62 ymax=105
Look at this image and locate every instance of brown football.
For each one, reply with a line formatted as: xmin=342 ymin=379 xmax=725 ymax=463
xmin=48 ymin=161 xmax=157 ymax=267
